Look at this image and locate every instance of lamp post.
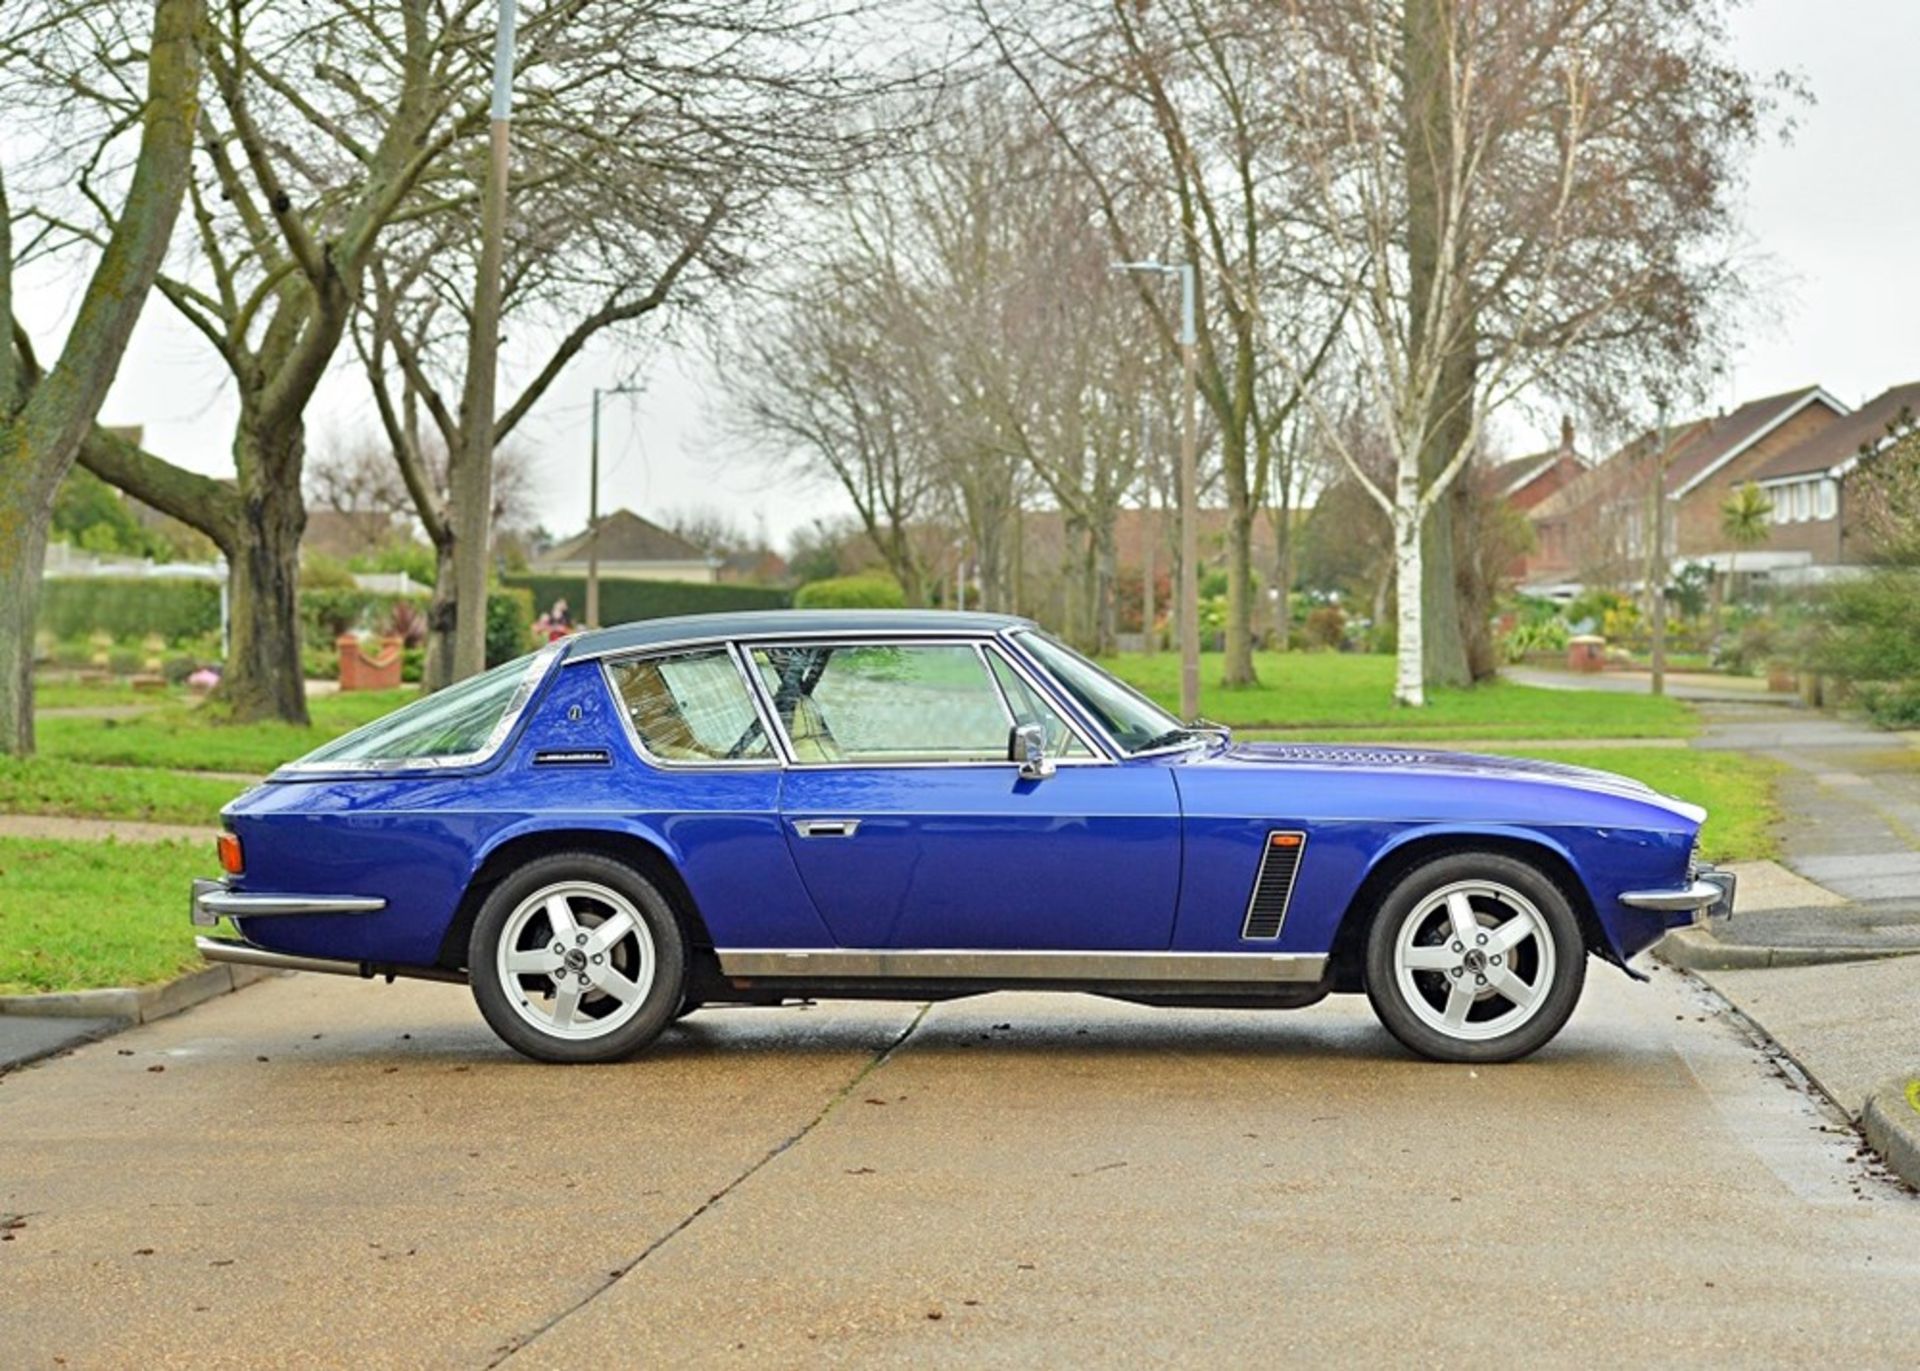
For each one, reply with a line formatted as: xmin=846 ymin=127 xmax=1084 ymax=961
xmin=1114 ymin=259 xmax=1199 ymax=720
xmin=587 ymin=384 xmax=638 ymax=629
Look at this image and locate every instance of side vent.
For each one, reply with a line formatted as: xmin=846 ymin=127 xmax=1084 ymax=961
xmin=1241 ymin=831 xmax=1307 ymax=940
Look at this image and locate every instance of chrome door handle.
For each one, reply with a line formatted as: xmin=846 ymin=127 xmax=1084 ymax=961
xmin=793 ymin=818 xmax=862 ymax=839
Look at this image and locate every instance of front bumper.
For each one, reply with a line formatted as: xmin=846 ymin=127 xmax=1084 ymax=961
xmin=190 ymin=877 xmax=387 ymax=927
xmin=1618 ymin=866 xmax=1736 ymax=921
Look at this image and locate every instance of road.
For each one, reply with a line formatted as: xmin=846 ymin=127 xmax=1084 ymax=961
xmin=2 ymin=968 xmax=1916 ymax=1369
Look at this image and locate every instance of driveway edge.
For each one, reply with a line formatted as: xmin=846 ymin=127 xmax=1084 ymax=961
xmin=0 ymin=962 xmax=277 ymax=1025
xmin=1654 ymin=925 xmax=1920 ymax=972
xmin=1862 ymin=1075 xmax=1920 ymax=1190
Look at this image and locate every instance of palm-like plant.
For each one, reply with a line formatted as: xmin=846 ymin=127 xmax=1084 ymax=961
xmin=1719 ymin=482 xmax=1774 ymax=611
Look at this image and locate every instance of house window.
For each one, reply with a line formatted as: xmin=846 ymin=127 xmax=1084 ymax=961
xmin=1816 ymin=478 xmax=1838 ymax=521
xmin=1771 ymin=490 xmax=1790 ymax=525
xmin=1794 ymin=482 xmax=1812 ymax=522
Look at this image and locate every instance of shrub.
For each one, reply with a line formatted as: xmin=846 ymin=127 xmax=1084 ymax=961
xmin=486 ymin=585 xmax=536 ymax=667
xmin=1805 ymin=570 xmax=1920 ymax=726
xmin=1500 ymin=617 xmax=1569 ymax=663
xmin=792 ymin=573 xmax=906 ymax=610
xmin=161 ymin=654 xmax=199 ymax=686
xmin=1302 ymin=605 xmax=1346 ymax=650
xmin=504 ymin=575 xmax=789 ymax=625
xmin=300 ymin=553 xmax=359 ymax=590
xmin=40 ymin=578 xmax=221 ymax=644
xmin=107 ymin=648 xmax=143 ymax=676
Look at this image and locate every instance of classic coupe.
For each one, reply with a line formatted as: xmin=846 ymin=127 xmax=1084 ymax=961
xmin=192 ymin=610 xmax=1733 ymax=1064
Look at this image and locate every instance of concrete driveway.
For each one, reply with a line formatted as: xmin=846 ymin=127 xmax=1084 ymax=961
xmin=2 ymin=968 xmax=1916 ymax=1369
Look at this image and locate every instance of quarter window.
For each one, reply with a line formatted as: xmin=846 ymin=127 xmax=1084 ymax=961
xmin=292 ymin=650 xmax=549 ymax=768
xmin=986 ymin=650 xmax=1092 ymax=758
xmin=610 ymin=649 xmax=772 ymax=764
xmin=751 ymin=642 xmax=1011 ymax=763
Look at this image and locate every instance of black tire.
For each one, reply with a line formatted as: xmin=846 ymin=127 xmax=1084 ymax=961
xmin=1363 ymin=851 xmax=1586 ymax=1064
xmin=468 ymin=851 xmax=687 ymax=1064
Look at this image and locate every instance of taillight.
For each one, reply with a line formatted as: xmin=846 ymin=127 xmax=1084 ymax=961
xmin=217 ymin=831 xmax=244 ymax=875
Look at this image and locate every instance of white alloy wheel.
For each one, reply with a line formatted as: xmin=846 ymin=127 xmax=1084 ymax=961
xmin=1391 ymin=879 xmax=1555 ymax=1043
xmin=494 ymin=880 xmax=657 ymax=1042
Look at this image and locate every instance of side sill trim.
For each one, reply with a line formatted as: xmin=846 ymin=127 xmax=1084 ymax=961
xmin=715 ymin=948 xmax=1328 ymax=984
xmin=192 ymin=878 xmax=385 ymax=927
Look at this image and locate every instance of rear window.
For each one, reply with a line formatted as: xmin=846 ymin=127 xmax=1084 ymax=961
xmin=288 ymin=649 xmax=553 ymax=769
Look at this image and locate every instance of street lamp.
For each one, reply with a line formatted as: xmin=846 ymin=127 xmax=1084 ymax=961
xmin=1113 ymin=259 xmax=1200 ymax=721
xmin=587 ymin=384 xmax=639 ymax=629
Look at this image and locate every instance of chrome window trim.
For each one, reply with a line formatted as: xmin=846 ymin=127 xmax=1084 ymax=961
xmin=271 ymin=643 xmax=563 ymax=777
xmin=1002 ymin=629 xmax=1210 ymax=760
xmin=597 ymin=644 xmax=783 ymax=772
xmin=566 ymin=626 xmax=1010 ymax=665
xmin=741 ymin=636 xmax=1113 ymax=771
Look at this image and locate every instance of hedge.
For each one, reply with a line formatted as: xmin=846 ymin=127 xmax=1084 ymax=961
xmin=504 ymin=575 xmax=789 ymax=625
xmin=41 ymin=578 xmax=221 ymax=643
xmin=792 ymin=573 xmax=906 ymax=609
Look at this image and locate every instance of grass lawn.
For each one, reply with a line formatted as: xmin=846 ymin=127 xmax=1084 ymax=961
xmin=1475 ymin=746 xmax=1781 ymax=864
xmin=35 ymin=688 xmax=416 ymax=773
xmin=33 ymin=679 xmax=191 ymax=711
xmin=0 ymin=838 xmax=228 ymax=994
xmin=1102 ymin=651 xmax=1696 ymax=740
xmin=0 ymin=758 xmax=248 ymax=826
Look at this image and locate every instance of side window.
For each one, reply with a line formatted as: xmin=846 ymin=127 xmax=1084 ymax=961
xmin=986 ymin=650 xmax=1092 ymax=758
xmin=610 ymin=649 xmax=772 ymax=764
xmin=751 ymin=642 xmax=1011 ymax=763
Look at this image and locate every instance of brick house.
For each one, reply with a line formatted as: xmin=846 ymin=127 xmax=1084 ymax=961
xmin=1739 ymin=381 xmax=1920 ymax=582
xmin=1481 ymin=418 xmax=1588 ymax=580
xmin=1524 ymin=385 xmax=1848 ymax=595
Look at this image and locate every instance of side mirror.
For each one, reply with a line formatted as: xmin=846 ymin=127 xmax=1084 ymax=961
xmin=1009 ymin=722 xmax=1055 ymax=780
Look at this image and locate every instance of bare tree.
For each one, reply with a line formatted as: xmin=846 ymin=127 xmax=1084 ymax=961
xmin=0 ymin=0 xmax=203 ymax=754
xmin=974 ymin=0 xmax=1348 ymax=685
xmin=1285 ymin=0 xmax=1776 ymax=704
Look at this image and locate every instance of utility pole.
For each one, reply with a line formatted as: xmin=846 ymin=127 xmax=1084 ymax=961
xmin=1114 ymin=260 xmax=1200 ymax=719
xmin=451 ymin=0 xmax=516 ymax=679
xmin=1646 ymin=395 xmax=1671 ymax=697
xmin=587 ymin=384 xmax=637 ymax=629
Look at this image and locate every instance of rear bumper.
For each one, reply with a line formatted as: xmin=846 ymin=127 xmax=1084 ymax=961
xmin=1618 ymin=867 xmax=1736 ymax=921
xmin=190 ymin=877 xmax=386 ymax=928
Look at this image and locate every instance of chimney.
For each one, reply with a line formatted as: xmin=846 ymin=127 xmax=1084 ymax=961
xmin=1559 ymin=414 xmax=1575 ymax=457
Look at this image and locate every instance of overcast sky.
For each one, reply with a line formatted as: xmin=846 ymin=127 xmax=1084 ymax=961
xmin=25 ymin=0 xmax=1920 ymax=552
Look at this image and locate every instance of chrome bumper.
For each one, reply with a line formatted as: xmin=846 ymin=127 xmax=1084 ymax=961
xmin=190 ymin=877 xmax=386 ymax=928
xmin=1619 ymin=868 xmax=1736 ymax=920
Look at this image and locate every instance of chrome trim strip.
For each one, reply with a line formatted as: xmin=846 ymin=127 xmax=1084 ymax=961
xmin=191 ymin=878 xmax=385 ymax=927
xmin=194 ymin=936 xmax=466 ymax=984
xmin=715 ymin=948 xmax=1329 ymax=983
xmin=1617 ymin=879 xmax=1731 ymax=913
xmin=567 ymin=626 xmax=1020 ymax=665
xmin=272 ymin=642 xmax=564 ymax=777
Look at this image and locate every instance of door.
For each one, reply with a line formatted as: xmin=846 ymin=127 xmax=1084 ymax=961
xmin=751 ymin=640 xmax=1181 ymax=950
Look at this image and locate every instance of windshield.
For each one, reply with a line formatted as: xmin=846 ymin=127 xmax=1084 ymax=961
xmin=1013 ymin=630 xmax=1192 ymax=754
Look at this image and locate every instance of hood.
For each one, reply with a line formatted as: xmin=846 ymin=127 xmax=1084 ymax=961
xmin=1208 ymin=741 xmax=1706 ymax=824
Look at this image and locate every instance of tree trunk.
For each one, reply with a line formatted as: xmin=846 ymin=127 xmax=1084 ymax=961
xmin=1393 ymin=483 xmax=1425 ymax=708
xmin=1220 ymin=424 xmax=1258 ymax=685
xmin=423 ymin=536 xmax=458 ymax=692
xmin=1403 ymin=0 xmax=1473 ymax=692
xmin=0 ymin=0 xmax=204 ymax=755
xmin=216 ymin=421 xmax=310 ymax=725
xmin=0 ymin=463 xmax=53 ymax=754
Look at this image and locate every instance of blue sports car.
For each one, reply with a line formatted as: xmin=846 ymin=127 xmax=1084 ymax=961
xmin=192 ymin=610 xmax=1733 ymax=1064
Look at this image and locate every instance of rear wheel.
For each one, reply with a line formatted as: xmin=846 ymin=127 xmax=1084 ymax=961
xmin=1363 ymin=852 xmax=1586 ymax=1063
xmin=469 ymin=852 xmax=686 ymax=1064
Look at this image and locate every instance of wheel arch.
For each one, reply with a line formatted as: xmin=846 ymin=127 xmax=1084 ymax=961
xmin=434 ymin=822 xmax=713 ymax=972
xmin=1325 ymin=827 xmax=1610 ymax=992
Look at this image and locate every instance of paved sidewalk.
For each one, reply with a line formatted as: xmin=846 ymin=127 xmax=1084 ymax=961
xmin=0 ymin=814 xmax=216 ymax=845
xmin=1505 ymin=666 xmax=1799 ymax=705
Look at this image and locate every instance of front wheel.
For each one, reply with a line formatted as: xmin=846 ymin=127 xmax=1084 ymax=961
xmin=1363 ymin=852 xmax=1586 ymax=1064
xmin=469 ymin=852 xmax=686 ymax=1064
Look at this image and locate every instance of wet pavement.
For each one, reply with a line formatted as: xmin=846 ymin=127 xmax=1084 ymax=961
xmin=2 ymin=968 xmax=1916 ymax=1368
